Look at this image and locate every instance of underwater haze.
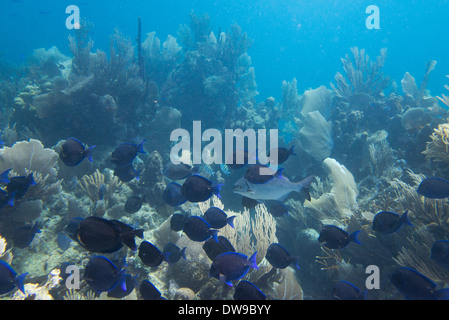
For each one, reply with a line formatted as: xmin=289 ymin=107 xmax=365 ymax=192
xmin=1 ymin=0 xmax=449 ymax=301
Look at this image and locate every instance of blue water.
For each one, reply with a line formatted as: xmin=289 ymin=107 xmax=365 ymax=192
xmin=2 ymin=0 xmax=449 ymax=98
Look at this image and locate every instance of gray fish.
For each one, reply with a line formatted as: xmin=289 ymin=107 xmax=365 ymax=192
xmin=233 ymin=169 xmax=314 ymax=201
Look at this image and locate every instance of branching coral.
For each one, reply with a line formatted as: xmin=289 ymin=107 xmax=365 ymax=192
xmin=281 ymin=78 xmax=301 ymax=112
xmin=436 ymin=75 xmax=449 ymax=108
xmin=315 ymin=246 xmax=347 ymax=271
xmin=199 ymin=197 xmax=277 ymax=283
xmin=368 ymin=140 xmax=395 ymax=179
xmin=163 ymin=13 xmax=255 ymax=130
xmin=331 ymin=47 xmax=390 ymax=101
xmin=390 ymin=169 xmax=449 ymax=229
xmin=78 ymin=169 xmax=121 ymax=206
xmin=393 ymin=227 xmax=449 ymax=283
xmin=422 ymin=122 xmax=449 ymax=163
xmin=401 ymin=61 xmax=437 ymax=108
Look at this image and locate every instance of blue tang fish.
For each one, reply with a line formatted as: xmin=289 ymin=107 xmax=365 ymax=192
xmin=59 ymin=137 xmax=95 ymax=167
xmin=0 ymin=169 xmax=11 ymax=184
xmin=332 ymin=280 xmax=366 ymax=300
xmin=138 ymin=241 xmax=164 ymax=267
xmin=183 ymin=216 xmax=219 ymax=243
xmin=5 ymin=173 xmax=36 ymax=200
xmin=318 ymin=225 xmax=361 ymax=249
xmin=140 ymin=280 xmax=166 ymax=300
xmin=13 ymin=222 xmax=41 ymax=248
xmin=0 ymin=261 xmax=27 ymax=295
xmin=234 ymin=280 xmax=266 ymax=300
xmin=265 ymin=243 xmax=300 ymax=270
xmin=372 ymin=210 xmax=412 ymax=234
xmin=431 ymin=240 xmax=449 ymax=268
xmin=209 ymin=251 xmax=258 ymax=286
xmin=84 ymin=255 xmax=127 ymax=293
xmin=203 ymin=207 xmax=236 ymax=229
xmin=417 ymin=177 xmax=449 ymax=199
xmin=163 ymin=182 xmax=187 ymax=206
xmin=181 ymin=175 xmax=222 ymax=203
xmin=111 ymin=140 xmax=146 ymax=167
xmin=391 ymin=267 xmax=449 ymax=300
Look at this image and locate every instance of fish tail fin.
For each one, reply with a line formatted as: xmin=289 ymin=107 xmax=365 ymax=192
xmin=7 ymin=191 xmax=16 ymax=207
xmin=180 ymin=247 xmax=187 ymax=260
xmin=400 ymin=210 xmax=413 ymax=227
xmin=0 ymin=168 xmax=11 ymax=184
xmin=247 ymin=252 xmax=258 ymax=270
xmin=15 ymin=272 xmax=28 ymax=294
xmin=211 ymin=183 xmax=223 ymax=198
xmin=119 ymin=269 xmax=127 ymax=292
xmin=32 ymin=221 xmax=41 ymax=234
xmin=137 ymin=140 xmax=146 ymax=154
xmin=359 ymin=290 xmax=368 ymax=300
xmin=86 ymin=145 xmax=96 ymax=162
xmin=289 ymin=145 xmax=296 ymax=156
xmin=349 ymin=230 xmax=362 ymax=245
xmin=27 ymin=173 xmax=36 ymax=186
xmin=134 ymin=228 xmax=144 ymax=239
xmin=210 ymin=229 xmax=219 ymax=243
xmin=219 ymin=273 xmax=233 ymax=287
xmin=121 ymin=231 xmax=138 ymax=251
xmin=298 ymin=175 xmax=314 ymax=202
xmin=293 ymin=257 xmax=301 ymax=271
xmin=227 ymin=215 xmax=236 ymax=229
xmin=162 ymin=252 xmax=173 ymax=264
xmin=191 ymin=165 xmax=200 ymax=174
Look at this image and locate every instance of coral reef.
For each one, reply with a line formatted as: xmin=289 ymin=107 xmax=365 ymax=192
xmin=437 ymin=75 xmax=449 ymax=108
xmin=0 ymin=139 xmax=58 ymax=180
xmin=331 ymin=47 xmax=391 ymax=102
xmin=422 ymin=122 xmax=449 ymax=163
xmin=12 ymin=268 xmax=61 ymax=300
xmin=305 ymin=157 xmax=358 ymax=223
xmin=1 ymin=10 xmax=449 ymax=301
xmin=297 ymin=111 xmax=333 ymax=162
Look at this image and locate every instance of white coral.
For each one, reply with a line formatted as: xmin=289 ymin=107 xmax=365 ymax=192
xmin=12 ymin=269 xmax=61 ymax=300
xmin=0 ymin=139 xmax=59 ymax=181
